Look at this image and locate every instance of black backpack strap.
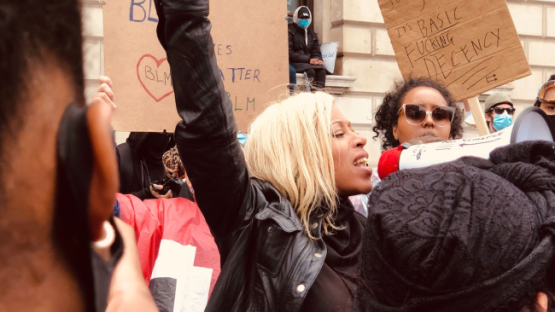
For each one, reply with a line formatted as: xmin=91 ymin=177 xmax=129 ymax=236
xmin=116 ymin=142 xmax=134 ymax=193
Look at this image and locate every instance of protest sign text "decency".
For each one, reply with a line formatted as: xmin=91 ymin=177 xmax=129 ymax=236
xmin=378 ymin=0 xmax=530 ymax=101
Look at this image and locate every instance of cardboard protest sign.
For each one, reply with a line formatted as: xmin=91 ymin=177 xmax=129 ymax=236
xmin=378 ymin=0 xmax=531 ymax=101
xmin=321 ymin=42 xmax=339 ymax=74
xmin=103 ymin=0 xmax=288 ymax=132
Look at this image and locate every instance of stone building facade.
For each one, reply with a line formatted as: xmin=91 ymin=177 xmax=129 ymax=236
xmin=83 ymin=0 xmax=555 ymax=165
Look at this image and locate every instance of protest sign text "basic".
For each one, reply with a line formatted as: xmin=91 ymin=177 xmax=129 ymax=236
xmin=378 ymin=0 xmax=530 ymax=101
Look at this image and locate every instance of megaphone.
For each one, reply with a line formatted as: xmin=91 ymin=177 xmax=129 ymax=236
xmin=378 ymin=107 xmax=555 ymax=179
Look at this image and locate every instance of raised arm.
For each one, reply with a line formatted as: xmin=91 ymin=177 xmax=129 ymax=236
xmin=153 ymin=0 xmax=250 ymax=239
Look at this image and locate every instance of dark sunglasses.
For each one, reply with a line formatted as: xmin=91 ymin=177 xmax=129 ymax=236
xmin=488 ymin=107 xmax=515 ymax=115
xmin=397 ymin=104 xmax=455 ymax=127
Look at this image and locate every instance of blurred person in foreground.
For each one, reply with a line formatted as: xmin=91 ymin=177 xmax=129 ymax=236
xmin=355 ymin=141 xmax=555 ymax=312
xmin=0 ymin=1 xmax=157 ymax=311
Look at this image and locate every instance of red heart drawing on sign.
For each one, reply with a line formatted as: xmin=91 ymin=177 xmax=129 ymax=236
xmin=136 ymin=54 xmax=174 ymax=102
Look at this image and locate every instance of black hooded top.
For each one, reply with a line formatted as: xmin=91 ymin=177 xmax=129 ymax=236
xmin=288 ymin=6 xmax=329 ymax=74
xmin=116 ymin=132 xmax=173 ymax=200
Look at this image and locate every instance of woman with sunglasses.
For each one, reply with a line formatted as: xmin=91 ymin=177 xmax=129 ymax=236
xmin=373 ymin=77 xmax=464 ymax=152
xmin=535 ymin=75 xmax=555 ymax=126
xmin=484 ymin=92 xmax=515 ymax=133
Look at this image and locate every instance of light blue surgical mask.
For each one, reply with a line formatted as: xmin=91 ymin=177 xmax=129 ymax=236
xmin=298 ymin=19 xmax=310 ymax=29
xmin=237 ymin=131 xmax=248 ymax=147
xmin=493 ymin=111 xmax=513 ymax=131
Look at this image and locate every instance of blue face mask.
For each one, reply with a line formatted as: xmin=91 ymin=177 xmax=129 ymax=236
xmin=492 ymin=111 xmax=513 ymax=131
xmin=298 ymin=19 xmax=310 ymax=29
xmin=237 ymin=131 xmax=248 ymax=147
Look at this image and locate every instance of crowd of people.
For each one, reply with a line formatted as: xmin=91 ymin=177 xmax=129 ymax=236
xmin=3 ymin=0 xmax=555 ymax=312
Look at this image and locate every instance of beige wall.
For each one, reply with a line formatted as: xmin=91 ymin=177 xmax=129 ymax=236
xmin=82 ymin=0 xmax=555 ymax=160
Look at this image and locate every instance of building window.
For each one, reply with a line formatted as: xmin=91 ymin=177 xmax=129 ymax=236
xmin=287 ymin=0 xmax=300 ymax=15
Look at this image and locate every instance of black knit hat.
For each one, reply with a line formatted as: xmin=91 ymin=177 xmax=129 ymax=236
xmin=356 ymin=141 xmax=555 ymax=312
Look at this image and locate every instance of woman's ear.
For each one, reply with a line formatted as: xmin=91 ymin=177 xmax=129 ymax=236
xmin=87 ymin=99 xmax=119 ymax=241
xmin=392 ymin=124 xmax=399 ymax=140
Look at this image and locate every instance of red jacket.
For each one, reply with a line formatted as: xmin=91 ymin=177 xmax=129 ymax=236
xmin=117 ymin=193 xmax=220 ymax=310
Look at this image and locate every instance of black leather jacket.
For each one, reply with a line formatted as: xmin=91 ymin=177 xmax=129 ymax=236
xmin=154 ymin=0 xmax=329 ymax=311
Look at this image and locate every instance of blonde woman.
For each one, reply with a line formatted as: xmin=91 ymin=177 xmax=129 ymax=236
xmin=154 ymin=0 xmax=373 ymax=311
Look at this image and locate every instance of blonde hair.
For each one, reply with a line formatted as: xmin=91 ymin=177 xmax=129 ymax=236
xmin=244 ymin=91 xmax=339 ymax=239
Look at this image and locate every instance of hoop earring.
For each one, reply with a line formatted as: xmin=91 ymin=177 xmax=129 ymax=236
xmin=92 ymin=221 xmax=115 ymax=261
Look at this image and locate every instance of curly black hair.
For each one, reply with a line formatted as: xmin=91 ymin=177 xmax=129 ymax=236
xmin=372 ymin=77 xmax=464 ymax=151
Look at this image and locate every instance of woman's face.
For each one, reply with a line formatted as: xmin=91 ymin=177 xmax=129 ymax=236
xmin=330 ymin=106 xmax=373 ymax=197
xmin=539 ymin=88 xmax=555 ymax=115
xmin=393 ymin=86 xmax=452 ymax=144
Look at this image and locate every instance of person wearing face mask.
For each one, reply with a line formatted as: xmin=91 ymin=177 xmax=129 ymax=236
xmin=484 ymin=92 xmax=515 ymax=133
xmin=0 ymin=1 xmax=158 ymax=311
xmin=534 ymin=75 xmax=555 ymax=127
xmin=289 ymin=6 xmax=328 ymax=89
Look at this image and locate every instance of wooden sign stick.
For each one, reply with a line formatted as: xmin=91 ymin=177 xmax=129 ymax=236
xmin=467 ymin=96 xmax=489 ymax=136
